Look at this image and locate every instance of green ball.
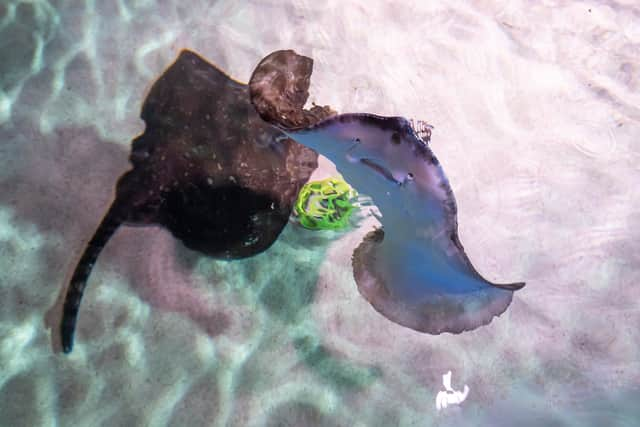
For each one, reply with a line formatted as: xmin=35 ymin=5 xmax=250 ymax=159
xmin=294 ymin=177 xmax=358 ymax=230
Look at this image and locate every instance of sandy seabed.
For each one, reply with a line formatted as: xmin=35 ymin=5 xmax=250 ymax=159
xmin=1 ymin=0 xmax=639 ymax=426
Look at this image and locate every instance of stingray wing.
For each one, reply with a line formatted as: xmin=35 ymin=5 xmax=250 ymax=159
xmin=352 ymin=228 xmax=524 ymax=335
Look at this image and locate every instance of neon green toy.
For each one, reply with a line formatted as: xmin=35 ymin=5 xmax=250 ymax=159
xmin=294 ymin=177 xmax=358 ymax=230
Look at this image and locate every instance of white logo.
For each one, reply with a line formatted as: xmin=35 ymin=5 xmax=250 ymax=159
xmin=436 ymin=371 xmax=470 ymax=411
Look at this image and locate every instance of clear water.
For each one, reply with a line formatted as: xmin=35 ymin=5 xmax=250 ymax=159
xmin=1 ymin=1 xmax=639 ymax=426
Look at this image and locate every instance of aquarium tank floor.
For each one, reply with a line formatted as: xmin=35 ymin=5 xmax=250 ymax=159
xmin=1 ymin=1 xmax=639 ymax=426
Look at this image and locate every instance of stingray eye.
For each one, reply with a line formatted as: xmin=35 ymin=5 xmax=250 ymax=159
xmin=406 ymin=172 xmax=414 ymax=181
xmin=391 ymin=132 xmax=401 ymax=145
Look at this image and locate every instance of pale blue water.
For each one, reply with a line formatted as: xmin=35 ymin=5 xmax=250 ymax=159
xmin=1 ymin=1 xmax=639 ymax=426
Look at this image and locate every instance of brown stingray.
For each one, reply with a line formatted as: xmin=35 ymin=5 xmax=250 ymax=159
xmin=60 ymin=50 xmax=318 ymax=353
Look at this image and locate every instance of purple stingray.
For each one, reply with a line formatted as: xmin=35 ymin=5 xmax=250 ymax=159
xmin=249 ymin=50 xmax=525 ymax=334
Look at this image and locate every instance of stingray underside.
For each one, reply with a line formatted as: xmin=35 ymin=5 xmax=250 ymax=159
xmin=248 ymin=49 xmax=525 ymax=335
xmin=352 ymin=229 xmax=522 ymax=334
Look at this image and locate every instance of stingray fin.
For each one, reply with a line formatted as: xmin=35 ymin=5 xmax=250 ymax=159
xmin=352 ymin=229 xmax=522 ymax=334
xmin=249 ymin=50 xmax=336 ymax=129
xmin=60 ymin=201 xmax=124 ymax=353
xmin=448 ymin=231 xmax=526 ymax=292
xmin=488 ymin=281 xmax=525 ymax=291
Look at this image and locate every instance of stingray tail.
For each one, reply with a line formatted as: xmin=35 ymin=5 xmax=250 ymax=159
xmin=60 ymin=202 xmax=124 ymax=354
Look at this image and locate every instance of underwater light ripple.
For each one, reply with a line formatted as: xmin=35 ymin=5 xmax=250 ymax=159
xmin=0 ymin=0 xmax=638 ymax=425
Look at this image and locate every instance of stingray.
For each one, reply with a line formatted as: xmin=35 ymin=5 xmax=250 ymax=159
xmin=249 ymin=50 xmax=525 ymax=334
xmin=60 ymin=50 xmax=320 ymax=353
